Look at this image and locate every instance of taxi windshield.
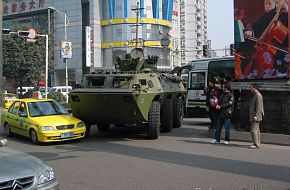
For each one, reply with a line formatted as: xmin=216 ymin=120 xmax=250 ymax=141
xmin=28 ymin=101 xmax=69 ymax=117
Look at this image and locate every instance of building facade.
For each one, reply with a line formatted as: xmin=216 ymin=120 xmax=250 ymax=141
xmin=180 ymin=0 xmax=207 ymax=65
xmin=3 ymin=0 xmax=179 ymax=86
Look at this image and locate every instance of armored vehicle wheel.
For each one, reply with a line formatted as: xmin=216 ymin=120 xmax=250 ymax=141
xmin=173 ymin=98 xmax=184 ymax=128
xmin=147 ymin=101 xmax=160 ymax=139
xmin=97 ymin=123 xmax=110 ymax=132
xmin=160 ymin=99 xmax=173 ymax=132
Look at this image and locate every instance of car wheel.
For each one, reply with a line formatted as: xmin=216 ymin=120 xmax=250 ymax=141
xmin=4 ymin=123 xmax=13 ymax=137
xmin=30 ymin=129 xmax=39 ymax=145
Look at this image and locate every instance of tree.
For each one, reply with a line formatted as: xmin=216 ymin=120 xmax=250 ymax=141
xmin=3 ymin=24 xmax=54 ymax=96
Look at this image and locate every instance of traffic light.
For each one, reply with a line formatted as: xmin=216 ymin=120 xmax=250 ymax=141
xmin=17 ymin=30 xmax=30 ymax=37
xmin=230 ymin=44 xmax=234 ymax=56
xmin=2 ymin=29 xmax=11 ymax=35
xmin=203 ymin=44 xmax=208 ymax=57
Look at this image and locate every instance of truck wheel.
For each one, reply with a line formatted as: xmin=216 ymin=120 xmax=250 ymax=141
xmin=160 ymin=99 xmax=173 ymax=132
xmin=30 ymin=129 xmax=39 ymax=145
xmin=173 ymin=98 xmax=184 ymax=128
xmin=147 ymin=101 xmax=160 ymax=139
xmin=97 ymin=123 xmax=110 ymax=132
xmin=4 ymin=122 xmax=13 ymax=137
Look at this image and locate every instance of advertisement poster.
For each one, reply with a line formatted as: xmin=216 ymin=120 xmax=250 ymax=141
xmin=234 ymin=0 xmax=289 ymax=79
xmin=61 ymin=41 xmax=73 ymax=59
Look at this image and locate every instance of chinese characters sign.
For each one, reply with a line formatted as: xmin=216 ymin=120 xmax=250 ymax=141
xmin=3 ymin=0 xmax=45 ymax=15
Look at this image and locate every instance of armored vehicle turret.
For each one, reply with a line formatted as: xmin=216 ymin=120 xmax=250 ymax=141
xmin=69 ymin=48 xmax=191 ymax=139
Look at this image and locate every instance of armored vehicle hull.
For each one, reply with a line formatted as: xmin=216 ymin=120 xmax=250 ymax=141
xmin=69 ymin=71 xmax=187 ymax=139
xmin=70 ymin=48 xmax=191 ymax=139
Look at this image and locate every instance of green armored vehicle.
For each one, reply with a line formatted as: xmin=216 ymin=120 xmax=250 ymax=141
xmin=69 ymin=48 xmax=191 ymax=139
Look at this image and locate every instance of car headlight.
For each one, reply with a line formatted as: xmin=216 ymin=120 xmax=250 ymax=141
xmin=76 ymin=122 xmax=85 ymax=128
xmin=40 ymin=126 xmax=54 ymax=131
xmin=38 ymin=167 xmax=55 ymax=185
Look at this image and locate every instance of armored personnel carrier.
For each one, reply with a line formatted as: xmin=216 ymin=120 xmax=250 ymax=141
xmin=69 ymin=48 xmax=191 ymax=139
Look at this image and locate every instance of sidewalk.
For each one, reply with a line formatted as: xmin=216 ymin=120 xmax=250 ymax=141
xmin=184 ymin=118 xmax=290 ymax=146
xmin=230 ymin=129 xmax=290 ymax=146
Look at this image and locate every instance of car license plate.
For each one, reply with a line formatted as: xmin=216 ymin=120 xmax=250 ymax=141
xmin=61 ymin=132 xmax=74 ymax=138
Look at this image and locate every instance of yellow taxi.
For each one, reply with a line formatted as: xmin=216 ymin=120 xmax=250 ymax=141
xmin=2 ymin=93 xmax=17 ymax=109
xmin=1 ymin=98 xmax=86 ymax=144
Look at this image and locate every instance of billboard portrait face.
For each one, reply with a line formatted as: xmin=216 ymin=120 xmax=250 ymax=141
xmin=234 ymin=0 xmax=289 ymax=80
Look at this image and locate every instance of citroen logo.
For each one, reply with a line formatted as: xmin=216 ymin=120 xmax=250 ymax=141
xmin=11 ymin=180 xmax=23 ymax=190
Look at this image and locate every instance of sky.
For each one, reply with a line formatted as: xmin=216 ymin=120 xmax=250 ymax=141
xmin=207 ymin=0 xmax=234 ymax=52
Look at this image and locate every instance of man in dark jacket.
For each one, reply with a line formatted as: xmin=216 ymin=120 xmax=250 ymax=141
xmin=210 ymin=83 xmax=234 ymax=145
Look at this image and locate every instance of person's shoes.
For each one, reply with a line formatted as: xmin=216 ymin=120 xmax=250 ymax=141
xmin=224 ymin=141 xmax=230 ymax=145
xmin=210 ymin=139 xmax=219 ymax=144
xmin=249 ymin=145 xmax=259 ymax=149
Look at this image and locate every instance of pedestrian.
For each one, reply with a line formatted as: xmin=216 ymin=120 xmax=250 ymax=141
xmin=249 ymin=83 xmax=264 ymax=149
xmin=204 ymin=79 xmax=218 ymax=136
xmin=210 ymin=83 xmax=234 ymax=145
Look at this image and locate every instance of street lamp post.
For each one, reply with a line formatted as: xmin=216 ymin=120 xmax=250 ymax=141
xmin=48 ymin=7 xmax=70 ymax=102
xmin=36 ymin=34 xmax=49 ymax=98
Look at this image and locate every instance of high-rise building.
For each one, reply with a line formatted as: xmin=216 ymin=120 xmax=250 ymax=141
xmin=3 ymin=0 xmax=179 ymax=86
xmin=180 ymin=0 xmax=207 ymax=65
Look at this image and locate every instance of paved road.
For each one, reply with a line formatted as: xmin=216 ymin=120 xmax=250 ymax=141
xmin=1 ymin=118 xmax=290 ymax=190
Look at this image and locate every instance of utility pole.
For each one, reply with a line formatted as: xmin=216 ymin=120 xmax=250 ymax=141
xmin=0 ymin=0 xmax=3 ymax=107
xmin=131 ymin=2 xmax=144 ymax=47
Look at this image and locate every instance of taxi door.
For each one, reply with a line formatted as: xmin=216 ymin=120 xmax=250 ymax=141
xmin=17 ymin=102 xmax=29 ymax=137
xmin=6 ymin=101 xmax=21 ymax=134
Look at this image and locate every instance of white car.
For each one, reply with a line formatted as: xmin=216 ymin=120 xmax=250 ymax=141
xmin=16 ymin=87 xmax=34 ymax=96
xmin=49 ymin=86 xmax=72 ymax=97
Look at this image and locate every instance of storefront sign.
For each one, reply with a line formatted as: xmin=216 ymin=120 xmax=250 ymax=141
xmin=3 ymin=0 xmax=46 ymax=15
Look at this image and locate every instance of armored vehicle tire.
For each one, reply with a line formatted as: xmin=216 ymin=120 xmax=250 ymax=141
xmin=97 ymin=123 xmax=111 ymax=132
xmin=147 ymin=101 xmax=161 ymax=139
xmin=160 ymin=99 xmax=173 ymax=132
xmin=173 ymin=98 xmax=184 ymax=128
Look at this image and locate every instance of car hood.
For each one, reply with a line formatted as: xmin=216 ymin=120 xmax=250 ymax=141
xmin=0 ymin=146 xmax=49 ymax=182
xmin=31 ymin=114 xmax=81 ymax=126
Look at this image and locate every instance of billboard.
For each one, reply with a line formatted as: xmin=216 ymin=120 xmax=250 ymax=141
xmin=234 ymin=0 xmax=289 ymax=79
xmin=61 ymin=41 xmax=72 ymax=59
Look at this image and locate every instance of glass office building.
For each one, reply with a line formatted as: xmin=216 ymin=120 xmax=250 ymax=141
xmin=3 ymin=0 xmax=178 ymax=86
